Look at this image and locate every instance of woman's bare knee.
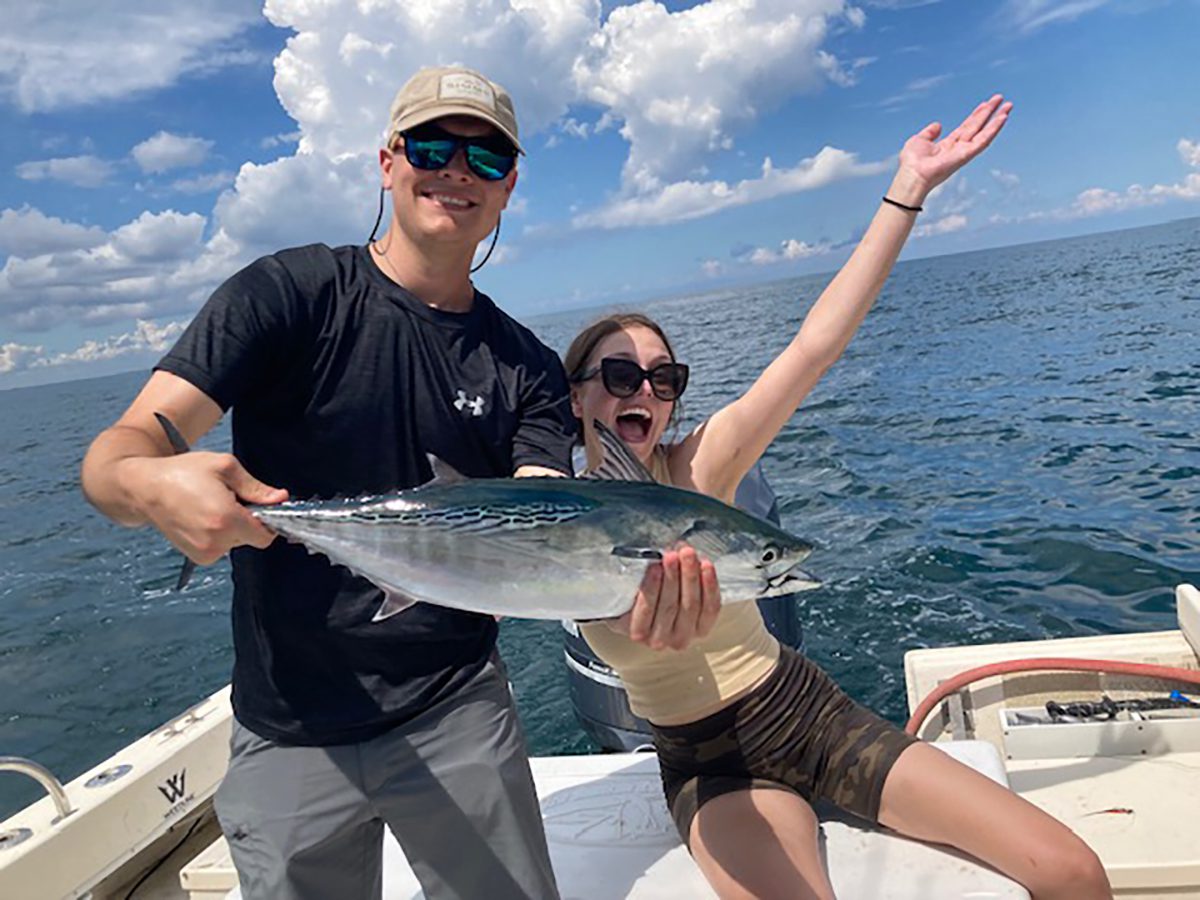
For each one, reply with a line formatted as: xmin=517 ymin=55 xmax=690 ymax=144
xmin=878 ymin=743 xmax=1112 ymax=899
xmin=1023 ymin=838 xmax=1111 ymax=900
xmin=689 ymin=789 xmax=833 ymax=900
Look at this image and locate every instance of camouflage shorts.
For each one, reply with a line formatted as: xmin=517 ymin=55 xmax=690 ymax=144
xmin=651 ymin=645 xmax=917 ymax=845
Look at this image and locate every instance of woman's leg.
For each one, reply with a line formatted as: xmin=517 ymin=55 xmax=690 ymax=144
xmin=877 ymin=742 xmax=1111 ymax=900
xmin=688 ymin=787 xmax=835 ymax=900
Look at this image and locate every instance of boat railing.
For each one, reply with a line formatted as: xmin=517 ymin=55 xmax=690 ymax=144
xmin=0 ymin=756 xmax=74 ymax=824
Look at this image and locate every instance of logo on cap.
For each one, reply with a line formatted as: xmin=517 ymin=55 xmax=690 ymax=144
xmin=440 ymin=73 xmax=496 ymax=110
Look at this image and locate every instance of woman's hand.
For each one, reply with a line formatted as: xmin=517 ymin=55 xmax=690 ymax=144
xmin=892 ymin=94 xmax=1013 ymax=205
xmin=606 ymin=545 xmax=721 ymax=651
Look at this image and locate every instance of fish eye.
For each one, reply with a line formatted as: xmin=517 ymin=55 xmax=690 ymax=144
xmin=760 ymin=545 xmax=780 ymax=565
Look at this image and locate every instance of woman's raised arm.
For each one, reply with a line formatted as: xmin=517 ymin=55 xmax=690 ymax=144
xmin=677 ymin=95 xmax=1012 ymax=501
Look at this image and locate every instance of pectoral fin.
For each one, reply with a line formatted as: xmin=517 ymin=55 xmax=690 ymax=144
xmin=676 ymin=519 xmax=730 ymax=560
xmin=371 ymin=589 xmax=422 ymax=622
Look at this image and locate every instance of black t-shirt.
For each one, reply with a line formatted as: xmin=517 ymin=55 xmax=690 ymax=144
xmin=156 ymin=243 xmax=576 ymax=745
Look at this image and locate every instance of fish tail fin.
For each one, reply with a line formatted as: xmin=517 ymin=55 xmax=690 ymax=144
xmin=175 ymin=559 xmax=197 ymax=591
xmin=154 ymin=411 xmax=197 ymax=591
xmin=154 ymin=411 xmax=191 ymax=454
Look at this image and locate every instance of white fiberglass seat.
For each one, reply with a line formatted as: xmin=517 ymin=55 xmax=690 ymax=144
xmin=217 ymin=742 xmax=1028 ymax=900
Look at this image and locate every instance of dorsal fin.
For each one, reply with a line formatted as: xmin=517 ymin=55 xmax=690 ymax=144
xmin=583 ymin=420 xmax=655 ymax=483
xmin=425 ymin=454 xmax=469 ymax=486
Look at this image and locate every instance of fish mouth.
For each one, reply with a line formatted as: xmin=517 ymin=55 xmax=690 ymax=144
xmin=765 ymin=567 xmax=821 ymax=596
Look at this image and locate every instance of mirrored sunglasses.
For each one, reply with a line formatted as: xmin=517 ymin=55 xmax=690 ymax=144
xmin=399 ymin=124 xmax=517 ymax=181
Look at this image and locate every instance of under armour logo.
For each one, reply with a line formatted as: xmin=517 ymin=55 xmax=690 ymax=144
xmin=454 ymin=390 xmax=485 ymax=417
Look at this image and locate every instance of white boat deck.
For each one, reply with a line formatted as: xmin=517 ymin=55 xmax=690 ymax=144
xmin=1008 ymin=751 xmax=1200 ymax=893
xmin=186 ymin=743 xmax=1028 ymax=900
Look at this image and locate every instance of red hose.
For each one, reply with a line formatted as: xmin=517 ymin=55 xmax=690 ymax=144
xmin=905 ymin=657 xmax=1200 ymax=736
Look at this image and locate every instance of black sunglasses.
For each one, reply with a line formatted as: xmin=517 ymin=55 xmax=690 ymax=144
xmin=574 ymin=357 xmax=689 ymax=401
xmin=399 ymin=124 xmax=517 ymax=181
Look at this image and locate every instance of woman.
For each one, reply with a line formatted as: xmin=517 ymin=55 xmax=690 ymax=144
xmin=565 ymin=96 xmax=1112 ymax=900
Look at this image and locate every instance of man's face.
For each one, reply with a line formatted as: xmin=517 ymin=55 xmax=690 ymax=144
xmin=380 ymin=115 xmax=517 ymax=250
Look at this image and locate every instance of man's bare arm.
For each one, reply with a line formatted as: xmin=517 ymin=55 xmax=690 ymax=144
xmin=81 ymin=370 xmax=285 ymax=561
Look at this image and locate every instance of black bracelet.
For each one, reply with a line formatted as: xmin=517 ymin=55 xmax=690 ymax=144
xmin=882 ymin=195 xmax=923 ymax=213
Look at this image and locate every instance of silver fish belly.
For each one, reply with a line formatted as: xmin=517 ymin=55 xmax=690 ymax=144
xmin=253 ymin=478 xmax=817 ymax=621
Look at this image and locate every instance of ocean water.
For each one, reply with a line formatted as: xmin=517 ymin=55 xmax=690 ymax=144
xmin=2 ymin=217 xmax=1198 ymax=820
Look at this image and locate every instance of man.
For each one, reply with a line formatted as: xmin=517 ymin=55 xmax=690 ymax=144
xmin=81 ymin=65 xmax=719 ymax=900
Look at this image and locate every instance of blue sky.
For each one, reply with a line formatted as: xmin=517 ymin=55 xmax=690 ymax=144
xmin=1 ymin=0 xmax=1198 ymax=388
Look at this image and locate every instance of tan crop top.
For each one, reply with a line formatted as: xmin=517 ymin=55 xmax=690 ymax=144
xmin=579 ymin=446 xmax=780 ymax=726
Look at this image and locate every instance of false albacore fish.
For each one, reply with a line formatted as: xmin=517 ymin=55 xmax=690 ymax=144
xmin=155 ymin=413 xmax=819 ymax=621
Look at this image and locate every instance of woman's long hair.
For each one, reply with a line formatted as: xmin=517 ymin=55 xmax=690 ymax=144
xmin=563 ymin=312 xmax=684 ymax=432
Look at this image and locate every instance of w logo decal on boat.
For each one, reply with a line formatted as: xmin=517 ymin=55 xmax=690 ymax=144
xmin=158 ymin=770 xmax=187 ymax=804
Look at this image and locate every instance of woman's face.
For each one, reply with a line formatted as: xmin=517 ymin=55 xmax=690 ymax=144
xmin=571 ymin=325 xmax=676 ymax=464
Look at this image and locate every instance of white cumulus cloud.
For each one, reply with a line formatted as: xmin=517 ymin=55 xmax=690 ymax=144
xmin=15 ymin=155 xmax=116 ymax=188
xmin=132 ymin=132 xmax=215 ymax=173
xmin=912 ymin=212 xmax=968 ymax=237
xmin=574 ymin=0 xmax=860 ymax=192
xmin=990 ymin=168 xmax=1021 ymax=188
xmin=112 ymin=210 xmax=207 ymax=262
xmin=0 ymin=209 xmax=209 ymax=331
xmin=170 ymin=171 xmax=237 ymax=195
xmin=33 ymin=319 xmax=188 ymax=368
xmin=1074 ymin=175 xmax=1200 ymax=213
xmin=0 ymin=342 xmax=45 ymax=374
xmin=1178 ymin=138 xmax=1200 ymax=169
xmin=262 ymin=0 xmax=598 ymax=161
xmin=0 ymin=0 xmax=263 ymax=112
xmin=209 ymin=153 xmax=377 ymax=257
xmin=996 ymin=136 xmax=1200 ymax=223
xmin=574 ymin=147 xmax=891 ymax=229
xmin=747 ymin=238 xmax=833 ymax=265
xmin=908 ymin=174 xmax=975 ymax=237
xmin=0 ymin=206 xmax=107 ymax=257
xmin=261 ymin=130 xmax=302 ymax=150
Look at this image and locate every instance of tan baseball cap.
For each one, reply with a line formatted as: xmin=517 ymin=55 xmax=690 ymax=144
xmin=387 ymin=66 xmax=523 ymax=155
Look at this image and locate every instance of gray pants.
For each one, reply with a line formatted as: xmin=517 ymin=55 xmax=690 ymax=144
xmin=214 ymin=655 xmax=560 ymax=900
